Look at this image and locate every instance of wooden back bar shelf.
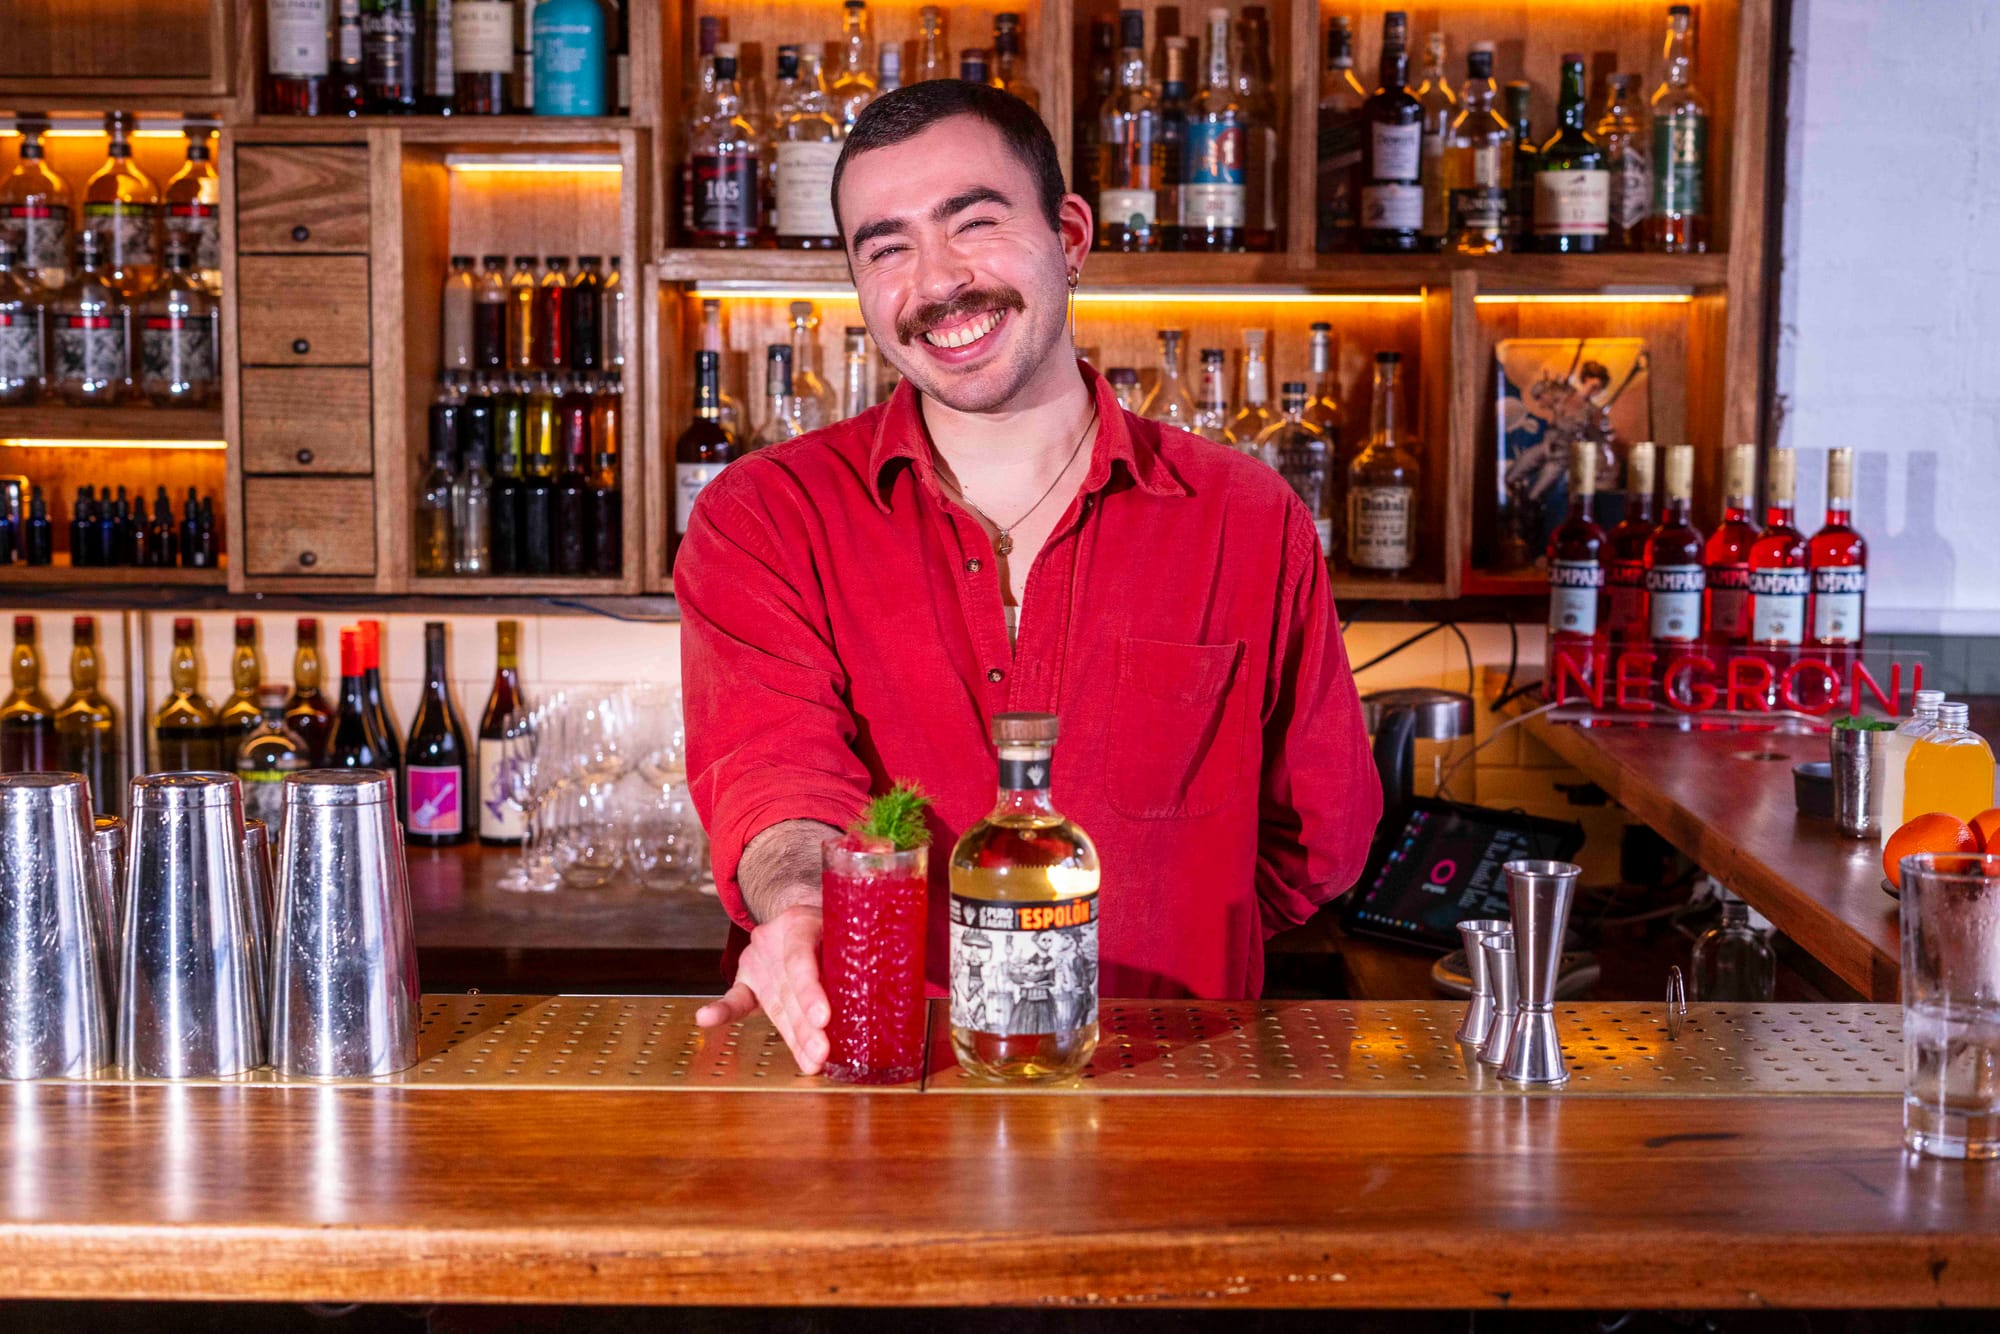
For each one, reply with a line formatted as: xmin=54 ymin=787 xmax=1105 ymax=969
xmin=1 ymin=0 xmax=1774 ymax=610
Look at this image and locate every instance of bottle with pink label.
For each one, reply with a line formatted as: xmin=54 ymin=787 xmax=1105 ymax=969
xmin=404 ymin=621 xmax=470 ymax=847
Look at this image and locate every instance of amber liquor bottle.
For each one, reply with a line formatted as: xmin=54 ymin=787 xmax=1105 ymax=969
xmin=673 ymin=350 xmax=736 ymax=561
xmin=153 ymin=617 xmax=223 ymax=773
xmin=1808 ymin=446 xmax=1867 ymax=675
xmin=1746 ymin=446 xmax=1808 ymax=685
xmin=0 ymin=616 xmax=57 ymax=772
xmin=689 ymin=46 xmax=761 ymax=249
xmin=1547 ymin=439 xmax=1606 ymax=654
xmin=54 ymin=616 xmax=121 ymax=811
xmin=1702 ymin=442 xmax=1760 ymax=649
xmin=1604 ymin=440 xmax=1657 ymax=646
xmin=1644 ymin=445 xmax=1704 ymax=664
xmin=284 ymin=617 xmax=335 ymax=765
xmin=218 ymin=616 xmax=266 ymax=772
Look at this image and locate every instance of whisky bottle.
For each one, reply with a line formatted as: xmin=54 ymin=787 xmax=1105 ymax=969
xmin=219 ymin=616 xmax=267 ymax=772
xmin=153 ymin=617 xmax=222 ymax=774
xmin=1225 ymin=328 xmax=1276 ymax=448
xmin=403 ymin=622 xmax=470 ymax=846
xmin=266 ymin=0 xmax=331 ymax=114
xmin=1258 ymin=381 xmax=1334 ymax=556
xmin=1304 ymin=321 xmax=1346 ymax=452
xmin=1703 ymin=442 xmax=1760 ymax=648
xmin=1747 ymin=446 xmax=1808 ymax=680
xmin=1139 ymin=328 xmax=1196 ymax=428
xmin=452 ymin=0 xmax=512 ymax=114
xmin=51 ymin=231 xmax=130 ymax=407
xmin=990 ymin=13 xmax=1038 ymax=110
xmin=1595 ymin=73 xmax=1651 ymax=252
xmin=1534 ymin=54 xmax=1609 ymax=253
xmin=536 ymin=256 xmax=570 ymax=372
xmin=476 ymin=619 xmax=527 ymax=846
xmin=284 ymin=617 xmax=335 ymax=765
xmin=1648 ymin=4 xmax=1709 ymax=254
xmin=82 ymin=111 xmax=159 ymax=298
xmin=0 ymin=616 xmax=57 ymax=773
xmin=673 ymin=349 xmax=736 ymax=559
xmin=1073 ymin=18 xmax=1116 ymax=213
xmin=0 ymin=240 xmax=44 ymax=405
xmin=237 ymin=685 xmax=309 ymax=836
xmin=1154 ymin=37 xmax=1190 ymax=252
xmin=1360 ymin=11 xmax=1421 ymax=253
xmin=1445 ymin=44 xmax=1509 ymax=254
xmin=1547 ymin=439 xmax=1607 ymax=650
xmin=1315 ymin=15 xmax=1368 ymax=252
xmin=787 ymin=302 xmax=837 ymax=430
xmin=1808 ymin=446 xmax=1867 ymax=667
xmin=949 ymin=712 xmax=1100 ymax=1084
xmin=750 ymin=344 xmax=804 ymax=449
xmin=1182 ymin=7 xmax=1247 ymax=253
xmin=1502 ymin=81 xmax=1536 ymax=247
xmin=774 ymin=50 xmax=843 ymax=250
xmin=54 ymin=616 xmax=120 ymax=811
xmin=136 ymin=243 xmax=216 ymax=407
xmin=162 ymin=129 xmax=221 ymax=292
xmin=1 ymin=121 xmax=72 ymax=291
xmin=1645 ymin=444 xmax=1706 ymax=657
xmin=335 ymin=0 xmax=366 ymax=114
xmin=1097 ymin=9 xmax=1161 ymax=253
xmin=1234 ymin=5 xmax=1280 ymax=251
xmin=1346 ymin=351 xmax=1420 ymax=574
xmin=689 ymin=45 xmax=760 ymax=249
xmin=1413 ymin=32 xmax=1457 ymax=252
xmin=361 ymin=0 xmax=420 ymax=112
xmin=830 ymin=0 xmax=880 ymax=132
xmin=698 ymin=298 xmax=741 ymax=438
xmin=1604 ymin=441 xmax=1657 ymax=645
xmin=1191 ymin=347 xmax=1231 ymax=445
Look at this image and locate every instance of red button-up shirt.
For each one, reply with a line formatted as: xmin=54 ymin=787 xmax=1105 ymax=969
xmin=676 ymin=361 xmax=1379 ymax=1000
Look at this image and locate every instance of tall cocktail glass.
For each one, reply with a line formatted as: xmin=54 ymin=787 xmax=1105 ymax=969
xmin=1900 ymin=852 xmax=2000 ymax=1159
xmin=821 ymin=837 xmax=928 ymax=1086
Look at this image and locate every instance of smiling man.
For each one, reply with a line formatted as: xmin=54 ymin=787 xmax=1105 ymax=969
xmin=676 ymin=81 xmax=1379 ymax=1072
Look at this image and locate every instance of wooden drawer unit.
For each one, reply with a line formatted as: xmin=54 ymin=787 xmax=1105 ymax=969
xmin=237 ymin=256 xmax=371 ymax=365
xmin=240 ymin=368 xmax=373 ymax=474
xmin=235 ymin=146 xmax=372 ymax=252
xmin=242 ymin=477 xmax=376 ymax=576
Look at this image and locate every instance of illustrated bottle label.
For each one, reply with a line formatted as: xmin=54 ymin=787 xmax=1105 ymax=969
xmin=164 ymin=202 xmax=222 ymax=273
xmin=268 ymin=0 xmax=332 ymax=76
xmin=675 ymin=461 xmax=719 ymax=533
xmin=1645 ymin=564 xmax=1704 ymax=642
xmin=775 ymin=140 xmax=843 ymax=239
xmin=52 ymin=313 xmax=127 ymax=390
xmin=1548 ymin=559 xmax=1603 ymax=636
xmin=1651 ymin=115 xmax=1707 ymax=216
xmin=0 ymin=311 xmax=41 ymax=383
xmin=692 ymin=152 xmax=759 ymax=238
xmin=1098 ymin=188 xmax=1157 ymax=232
xmin=1181 ymin=121 xmax=1246 ymax=229
xmin=1606 ymin=558 xmax=1648 ymax=635
xmin=406 ymin=764 xmax=463 ymax=836
xmin=83 ymin=202 xmax=159 ymax=269
xmin=1748 ymin=566 xmax=1808 ymax=645
xmin=1706 ymin=563 xmax=1752 ymax=638
xmin=1533 ymin=168 xmax=1610 ymax=235
xmin=453 ymin=1 xmax=515 ymax=72
xmin=948 ymin=892 xmax=1099 ymax=1038
xmin=3 ymin=202 xmax=70 ymax=278
xmin=140 ymin=314 xmax=215 ymax=393
xmin=476 ymin=736 xmax=528 ymax=840
xmin=1811 ymin=567 xmax=1866 ymax=644
xmin=1370 ymin=121 xmax=1421 ymax=180
xmin=1347 ymin=484 xmax=1414 ymax=570
xmin=1609 ymin=145 xmax=1652 ymax=232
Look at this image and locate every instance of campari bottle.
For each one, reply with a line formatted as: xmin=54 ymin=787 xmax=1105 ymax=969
xmin=1808 ymin=446 xmax=1867 ymax=681
xmin=1604 ymin=440 xmax=1657 ymax=646
xmin=1746 ymin=446 xmax=1808 ymax=701
xmin=1644 ymin=444 xmax=1704 ymax=693
xmin=1703 ymin=442 xmax=1760 ymax=649
xmin=1546 ymin=438 xmax=1606 ymax=680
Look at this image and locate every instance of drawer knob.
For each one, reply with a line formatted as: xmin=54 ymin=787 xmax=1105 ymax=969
xmin=292 ymin=225 xmax=310 ymax=243
xmin=295 ymin=448 xmax=314 ymax=466
xmin=291 ymin=338 xmax=310 ymax=355
xmin=298 ymin=551 xmax=318 ymax=568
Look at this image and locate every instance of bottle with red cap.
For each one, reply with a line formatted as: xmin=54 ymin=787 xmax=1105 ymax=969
xmin=328 ymin=626 xmax=388 ymax=771
xmin=355 ymin=619 xmax=403 ymax=778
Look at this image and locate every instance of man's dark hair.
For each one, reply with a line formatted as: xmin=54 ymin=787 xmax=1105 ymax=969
xmin=831 ymin=80 xmax=1066 ymax=241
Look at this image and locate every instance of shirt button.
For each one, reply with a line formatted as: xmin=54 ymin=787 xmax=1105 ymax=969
xmin=987 ymin=668 xmax=1004 ymax=683
xmin=965 ymin=557 xmax=982 ymax=573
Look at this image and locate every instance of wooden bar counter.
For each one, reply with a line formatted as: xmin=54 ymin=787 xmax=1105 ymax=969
xmin=2 ymin=997 xmax=1996 ymax=1311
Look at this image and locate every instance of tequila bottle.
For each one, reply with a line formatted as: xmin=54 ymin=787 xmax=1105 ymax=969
xmin=1347 ymin=351 xmax=1420 ymax=574
xmin=949 ymin=712 xmax=1100 ymax=1084
xmin=1139 ymin=328 xmax=1196 ymax=428
xmin=1257 ymin=381 xmax=1333 ymax=556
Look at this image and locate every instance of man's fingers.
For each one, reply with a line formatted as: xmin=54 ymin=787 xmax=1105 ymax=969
xmin=695 ymin=982 xmax=759 ymax=1029
xmin=786 ymin=944 xmax=831 ymax=1029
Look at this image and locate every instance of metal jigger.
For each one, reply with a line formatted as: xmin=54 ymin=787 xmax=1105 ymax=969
xmin=268 ymin=770 xmax=420 ymax=1079
xmin=1454 ymin=918 xmax=1510 ymax=1046
xmin=118 ymin=773 xmax=265 ymax=1078
xmin=1477 ymin=931 xmax=1518 ymax=1068
xmin=1501 ymin=859 xmax=1583 ymax=1086
xmin=0 ymin=773 xmax=113 ymax=1079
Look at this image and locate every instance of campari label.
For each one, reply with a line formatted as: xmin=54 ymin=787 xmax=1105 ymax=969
xmin=1706 ymin=563 xmax=1752 ymax=639
xmin=1748 ymin=567 xmax=1809 ymax=646
xmin=1645 ymin=564 xmax=1704 ymax=642
xmin=1548 ymin=560 xmax=1603 ymax=636
xmin=1812 ymin=566 xmax=1866 ymax=644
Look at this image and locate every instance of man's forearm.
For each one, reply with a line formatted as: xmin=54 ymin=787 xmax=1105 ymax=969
xmin=738 ymin=819 xmax=840 ymax=923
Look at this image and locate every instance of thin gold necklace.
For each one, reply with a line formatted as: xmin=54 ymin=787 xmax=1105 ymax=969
xmin=944 ymin=406 xmax=1098 ymax=557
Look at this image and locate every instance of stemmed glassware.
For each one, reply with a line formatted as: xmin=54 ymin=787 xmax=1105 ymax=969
xmin=495 ymin=690 xmax=565 ymax=893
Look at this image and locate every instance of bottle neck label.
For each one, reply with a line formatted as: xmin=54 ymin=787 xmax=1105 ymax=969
xmin=997 ymin=755 xmax=1051 ymax=792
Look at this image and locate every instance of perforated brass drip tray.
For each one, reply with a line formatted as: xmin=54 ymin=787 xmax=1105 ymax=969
xmin=63 ymin=998 xmax=1905 ymax=1095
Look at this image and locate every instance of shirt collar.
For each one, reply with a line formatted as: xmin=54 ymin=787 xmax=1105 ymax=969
xmin=867 ymin=359 xmax=1191 ymax=513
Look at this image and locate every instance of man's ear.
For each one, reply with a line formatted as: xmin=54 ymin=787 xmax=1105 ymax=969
xmin=1056 ymin=193 xmax=1093 ymax=277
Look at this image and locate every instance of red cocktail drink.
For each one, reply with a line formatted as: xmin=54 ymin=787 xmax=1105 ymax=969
xmin=821 ymin=836 xmax=928 ymax=1085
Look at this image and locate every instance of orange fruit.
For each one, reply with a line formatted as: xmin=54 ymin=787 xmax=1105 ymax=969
xmin=1884 ymin=813 xmax=1979 ymax=890
xmin=1971 ymin=808 xmax=2000 ymax=853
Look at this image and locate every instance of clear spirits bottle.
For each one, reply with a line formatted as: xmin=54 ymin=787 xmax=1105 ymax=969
xmin=136 ymin=242 xmax=216 ymax=407
xmin=1257 ymin=381 xmax=1334 ymax=557
xmin=1097 ymin=9 xmax=1160 ymax=253
xmin=949 ymin=712 xmax=1100 ymax=1084
xmin=830 ymin=0 xmax=879 ymax=132
xmin=991 ymin=13 xmax=1038 ymax=109
xmin=415 ymin=386 xmax=459 ymax=577
xmin=840 ymin=326 xmax=874 ymax=419
xmin=1139 ymin=328 xmax=1196 ymax=428
xmin=1648 ymin=3 xmax=1708 ymax=254
xmin=787 ymin=302 xmax=837 ymax=431
xmin=1 ymin=121 xmax=72 ymax=291
xmin=162 ymin=127 xmax=221 ymax=292
xmin=750 ymin=343 xmax=805 ymax=449
xmin=1595 ymin=72 xmax=1651 ymax=251
xmin=1192 ymin=347 xmax=1231 ymax=445
xmin=1347 ymin=351 xmax=1420 ymax=574
xmin=1315 ymin=15 xmax=1368 ymax=252
xmin=1225 ymin=328 xmax=1277 ymax=448
xmin=876 ymin=43 xmax=902 ymax=93
xmin=775 ymin=51 xmax=843 ymax=250
xmin=50 ymin=230 xmax=130 ymax=407
xmin=82 ymin=111 xmax=159 ymax=299
xmin=1445 ymin=43 xmax=1509 ymax=254
xmin=1413 ymin=31 xmax=1457 ymax=252
xmin=916 ymin=5 xmax=950 ymax=82
xmin=1304 ymin=321 xmax=1345 ymax=449
xmin=1106 ymin=366 xmax=1143 ymax=414
xmin=453 ymin=421 xmax=494 ymax=576
xmin=1691 ymin=895 xmax=1775 ymax=1002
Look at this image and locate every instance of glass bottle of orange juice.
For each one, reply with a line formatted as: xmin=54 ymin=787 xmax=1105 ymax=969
xmin=1902 ymin=702 xmax=1995 ymax=825
xmin=1880 ymin=689 xmax=1945 ymax=847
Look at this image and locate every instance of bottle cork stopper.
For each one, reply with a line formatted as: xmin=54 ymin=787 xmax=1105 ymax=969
xmin=1663 ymin=444 xmax=1694 ymax=499
xmin=1827 ymin=446 xmax=1854 ymax=498
xmin=1724 ymin=442 xmax=1757 ymax=500
xmin=1570 ymin=440 xmax=1597 ymax=494
xmin=992 ymin=712 xmax=1058 ymax=746
xmin=1767 ymin=446 xmax=1797 ymax=503
xmin=1626 ymin=441 xmax=1657 ymax=493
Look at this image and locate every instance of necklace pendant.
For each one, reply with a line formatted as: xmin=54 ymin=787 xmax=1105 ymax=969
xmin=993 ymin=531 xmax=1014 ymax=557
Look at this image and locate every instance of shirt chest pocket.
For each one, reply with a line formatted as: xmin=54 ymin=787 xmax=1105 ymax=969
xmin=1103 ymin=637 xmax=1249 ymax=821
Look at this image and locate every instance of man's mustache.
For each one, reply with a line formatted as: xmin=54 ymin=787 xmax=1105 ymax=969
xmin=896 ymin=287 xmax=1027 ymax=345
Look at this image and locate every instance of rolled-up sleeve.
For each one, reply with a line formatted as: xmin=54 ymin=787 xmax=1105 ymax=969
xmin=1253 ymin=506 xmax=1381 ymax=936
xmin=675 ymin=466 xmax=870 ymax=932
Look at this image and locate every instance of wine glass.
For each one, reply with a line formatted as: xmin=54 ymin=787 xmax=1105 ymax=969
xmin=495 ymin=691 xmax=565 ymax=893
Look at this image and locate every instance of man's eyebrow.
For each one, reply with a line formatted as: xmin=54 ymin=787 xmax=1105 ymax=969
xmin=850 ymin=187 xmax=1016 ymax=252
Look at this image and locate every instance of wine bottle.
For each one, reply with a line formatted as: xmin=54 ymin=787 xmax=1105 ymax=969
xmin=153 ymin=617 xmax=222 ymax=773
xmin=356 ymin=619 xmax=402 ymax=776
xmin=284 ymin=616 xmax=335 ymax=765
xmin=476 ymin=619 xmax=527 ymax=846
xmin=327 ymin=627 xmax=386 ymax=770
xmin=403 ymin=621 xmax=470 ymax=846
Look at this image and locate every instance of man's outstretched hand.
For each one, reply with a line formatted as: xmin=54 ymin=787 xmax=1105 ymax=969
xmin=695 ymin=904 xmax=829 ymax=1075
